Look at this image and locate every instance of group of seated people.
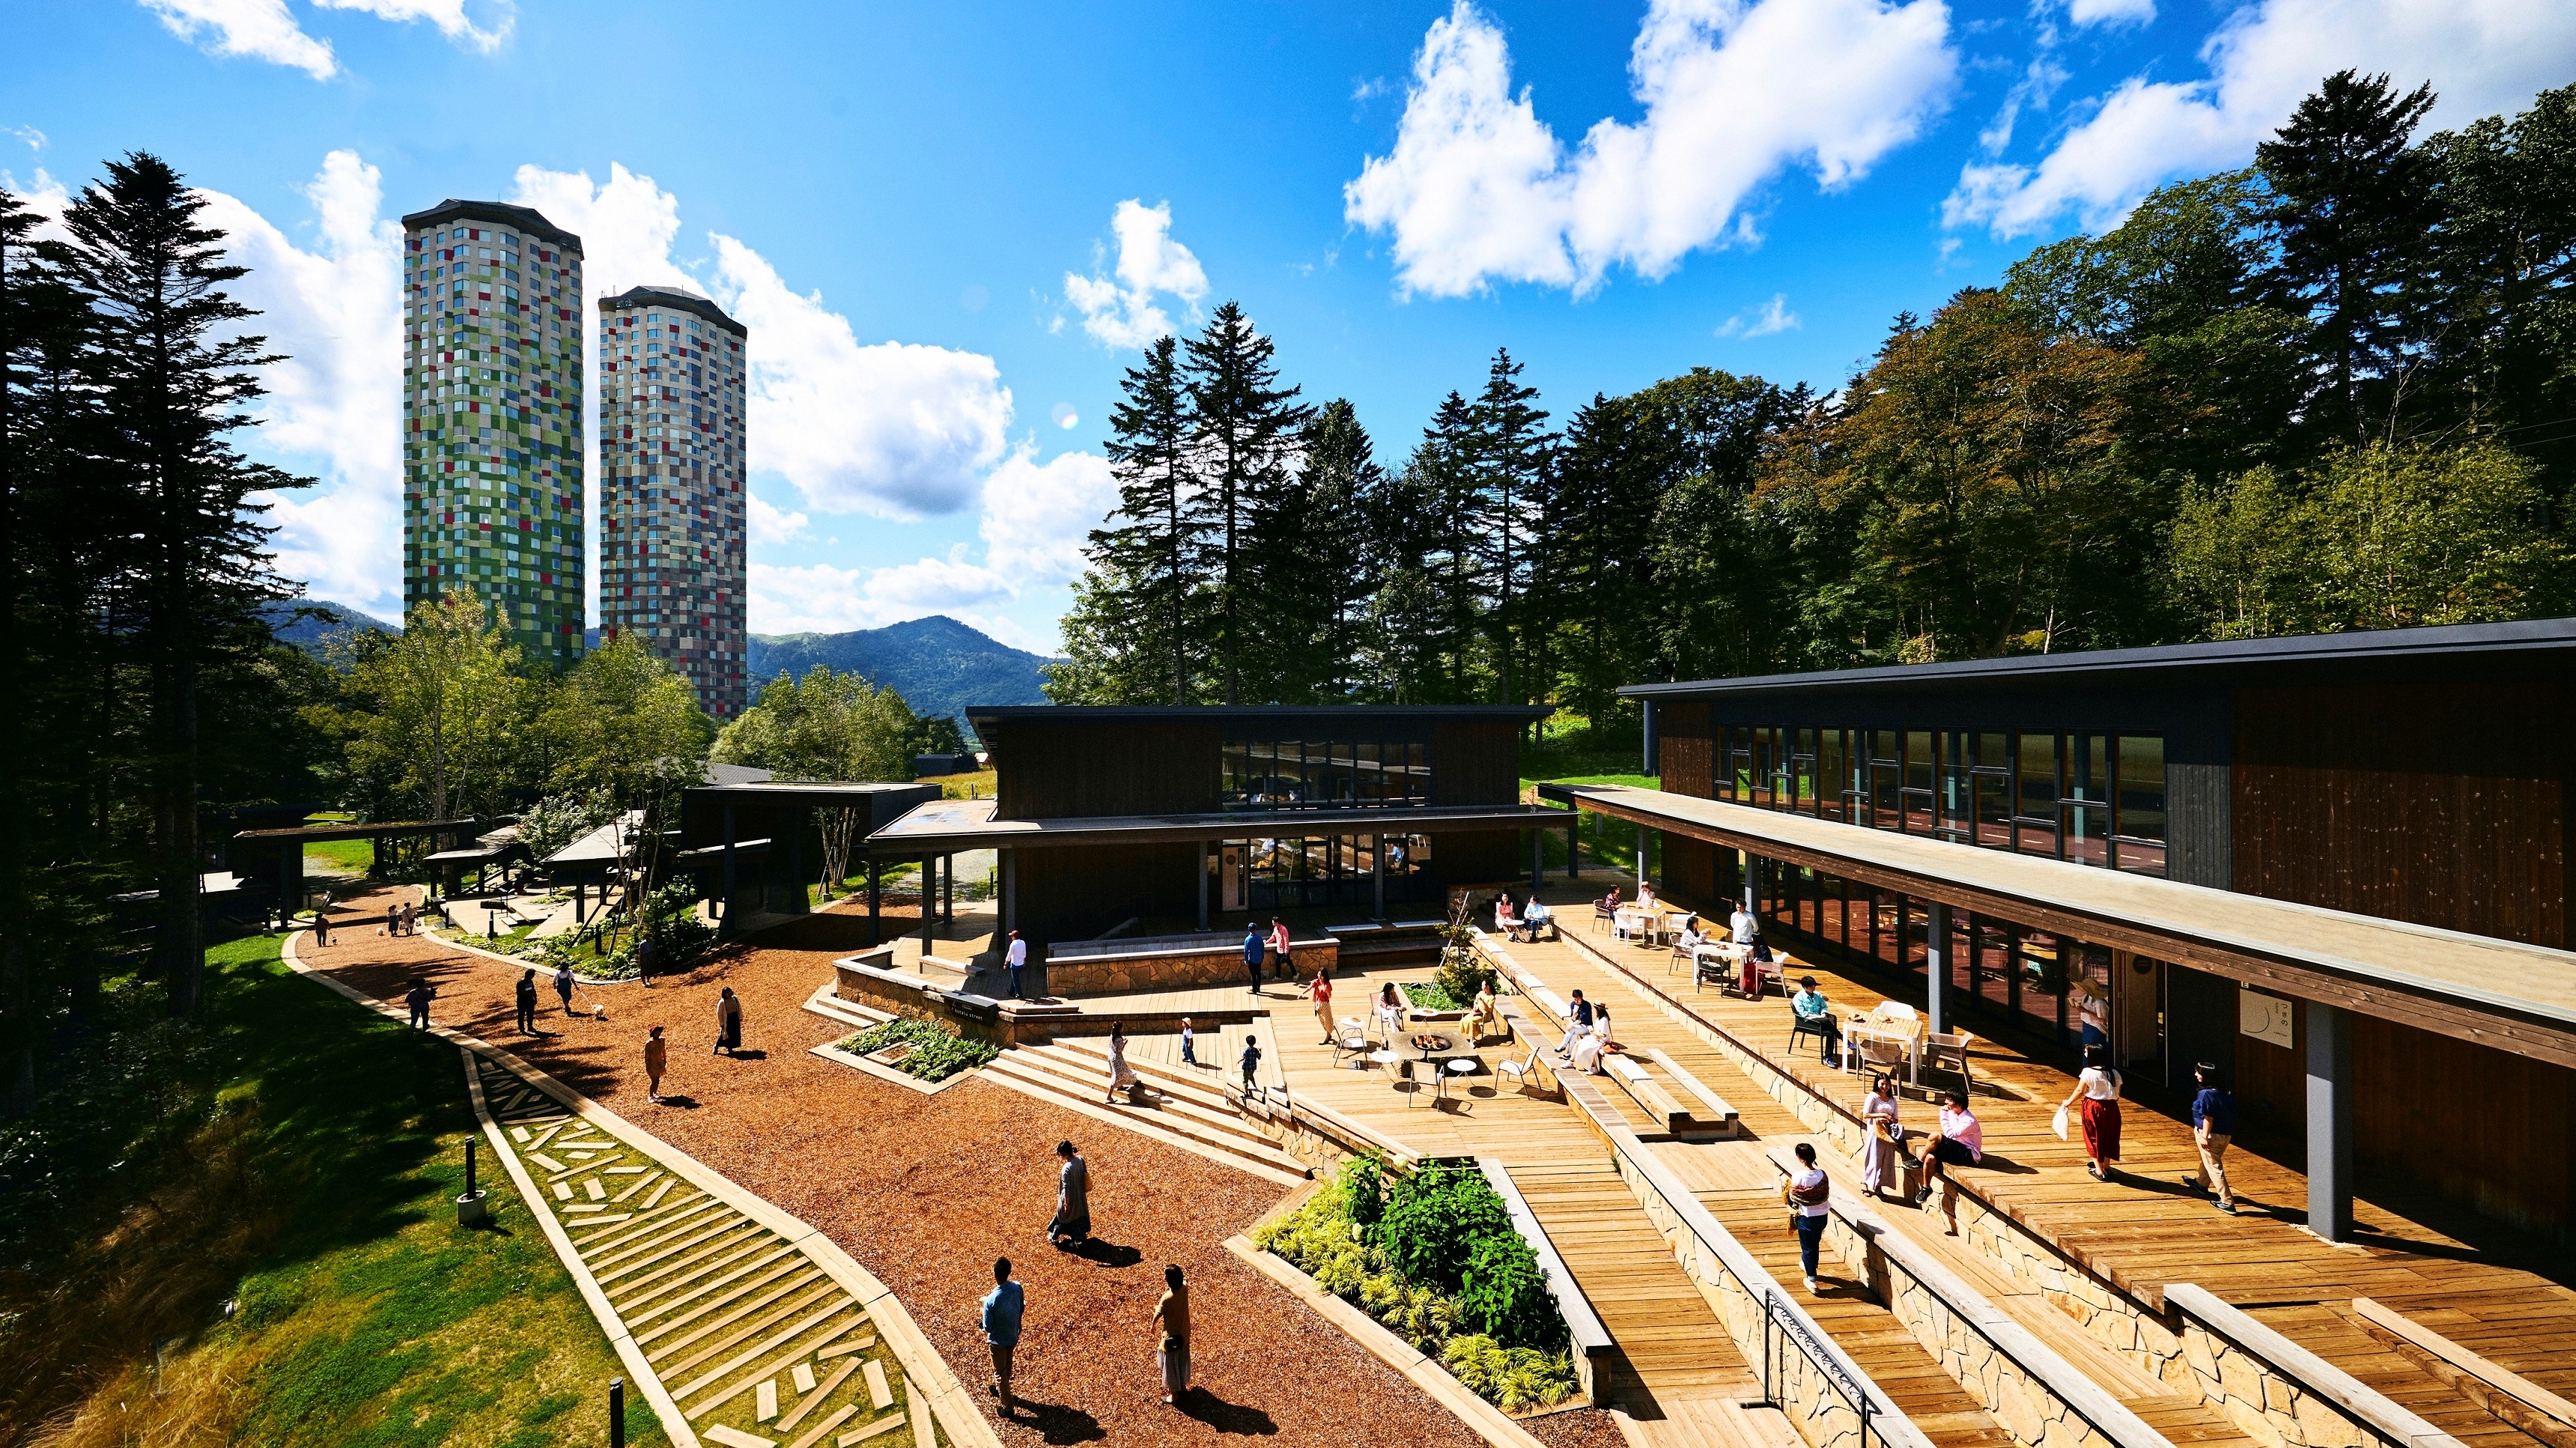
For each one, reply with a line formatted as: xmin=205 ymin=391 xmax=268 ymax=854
xmin=1492 ymin=891 xmax=1557 ymax=943
xmin=1549 ymin=988 xmax=1616 ymax=1073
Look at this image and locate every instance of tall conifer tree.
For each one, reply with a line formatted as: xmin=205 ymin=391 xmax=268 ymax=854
xmin=1092 ymin=335 xmax=1199 ymax=702
xmin=1182 ymin=302 xmax=1310 ymax=703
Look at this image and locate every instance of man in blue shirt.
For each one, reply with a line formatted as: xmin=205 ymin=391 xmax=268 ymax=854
xmin=2187 ymin=1062 xmax=2238 ymax=1214
xmin=981 ymin=1256 xmax=1024 ymax=1404
xmin=1243 ymin=923 xmax=1265 ymax=996
xmin=1791 ymin=976 xmax=1843 ymax=1065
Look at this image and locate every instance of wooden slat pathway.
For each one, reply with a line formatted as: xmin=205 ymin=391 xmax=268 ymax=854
xmin=1508 ymin=1160 xmax=1756 ymax=1404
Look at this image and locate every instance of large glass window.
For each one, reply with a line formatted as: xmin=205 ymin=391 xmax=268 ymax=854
xmin=2112 ymin=735 xmax=2166 ymax=874
xmin=1220 ymin=832 xmax=1428 ymax=910
xmin=1223 ymin=733 xmax=1427 ymax=810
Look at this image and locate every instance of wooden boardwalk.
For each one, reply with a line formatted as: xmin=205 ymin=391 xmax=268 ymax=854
xmin=1508 ymin=1160 xmax=1757 ymax=1404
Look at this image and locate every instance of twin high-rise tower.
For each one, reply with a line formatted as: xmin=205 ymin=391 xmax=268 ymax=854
xmin=397 ymin=200 xmax=749 ymax=720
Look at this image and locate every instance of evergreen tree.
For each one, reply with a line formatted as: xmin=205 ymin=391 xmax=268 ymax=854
xmin=1405 ymin=391 xmax=1486 ymax=701
xmin=2258 ymin=71 xmax=2441 ymax=442
xmin=49 ymin=155 xmax=309 ymax=1015
xmin=1288 ymin=400 xmax=1382 ymax=699
xmin=1468 ymin=349 xmax=1552 ymax=711
xmin=1088 ymin=335 xmax=1201 ymax=702
xmin=1181 ymin=302 xmax=1310 ymax=702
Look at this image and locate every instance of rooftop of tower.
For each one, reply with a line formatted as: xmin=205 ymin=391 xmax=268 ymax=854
xmin=399 ymin=198 xmax=583 ymax=252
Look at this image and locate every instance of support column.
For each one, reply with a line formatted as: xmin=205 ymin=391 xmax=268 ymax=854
xmin=1636 ymin=827 xmax=1649 ymax=891
xmin=1197 ymin=842 xmax=1211 ymax=931
xmin=1373 ymin=836 xmax=1386 ymax=923
xmin=1743 ymin=852 xmax=1758 ymax=915
xmin=921 ymin=857 xmax=936 ymax=950
xmin=941 ymin=853 xmax=954 ymax=924
xmin=867 ymin=860 xmax=881 ymax=946
xmin=1567 ymin=820 xmax=1579 ymax=880
xmin=720 ymin=801 xmax=737 ymax=932
xmin=1000 ymin=849 xmax=1016 ymax=937
xmin=1925 ymin=901 xmax=1950 ymax=1038
xmin=1529 ymin=828 xmax=1543 ymax=896
xmin=2306 ymin=1000 xmax=2354 ymax=1242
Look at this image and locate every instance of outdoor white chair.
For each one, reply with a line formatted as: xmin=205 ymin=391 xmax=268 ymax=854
xmin=1495 ymin=1048 xmax=1541 ymax=1093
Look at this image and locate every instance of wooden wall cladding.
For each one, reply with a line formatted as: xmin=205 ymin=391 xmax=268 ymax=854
xmin=1430 ymin=721 xmax=1524 ymax=807
xmin=2232 ymin=683 xmax=2569 ymax=946
xmin=1435 ymin=828 xmax=1521 ymax=890
xmin=992 ymin=720 xmax=1223 ymax=820
xmin=1017 ymin=842 xmax=1199 ymax=944
xmin=2232 ymin=1000 xmax=2572 ymax=1235
xmin=1662 ymin=834 xmax=1719 ymax=911
xmin=1658 ymin=703 xmax=1715 ymax=799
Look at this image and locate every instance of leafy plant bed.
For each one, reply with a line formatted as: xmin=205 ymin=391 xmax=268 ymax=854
xmin=1254 ymin=1157 xmax=1579 ymax=1412
xmin=1400 ymin=979 xmax=1474 ymax=1014
xmin=836 ymin=1017 xmax=998 ymax=1083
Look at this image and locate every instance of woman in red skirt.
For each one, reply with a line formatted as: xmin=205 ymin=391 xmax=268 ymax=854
xmin=2058 ymin=1045 xmax=2124 ymax=1180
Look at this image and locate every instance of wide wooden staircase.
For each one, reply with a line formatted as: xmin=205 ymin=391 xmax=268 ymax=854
xmin=977 ymin=1030 xmax=1310 ymax=1186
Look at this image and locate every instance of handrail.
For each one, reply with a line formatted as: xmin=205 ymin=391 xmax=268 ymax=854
xmin=1763 ymin=1287 xmax=1879 ymax=1448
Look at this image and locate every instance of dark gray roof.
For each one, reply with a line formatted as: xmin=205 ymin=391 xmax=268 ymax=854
xmin=599 ymin=285 xmax=746 ymax=336
xmin=400 ymin=198 xmax=581 ymax=252
xmin=1620 ymin=617 xmax=2576 ymax=701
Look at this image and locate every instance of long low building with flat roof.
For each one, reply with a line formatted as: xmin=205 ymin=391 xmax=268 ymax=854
xmin=1586 ymin=615 xmax=2576 ymax=1241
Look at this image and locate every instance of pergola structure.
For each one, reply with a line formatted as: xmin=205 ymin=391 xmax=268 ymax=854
xmin=227 ymin=816 xmax=490 ymax=916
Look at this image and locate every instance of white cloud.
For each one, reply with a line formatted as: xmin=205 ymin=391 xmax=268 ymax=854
xmin=507 ymin=163 xmax=1012 ymax=521
xmin=1946 ymin=0 xmax=2576 ymax=237
xmin=143 ymin=0 xmax=337 ymax=78
xmin=312 ymin=0 xmax=510 ymax=51
xmin=745 ymin=448 xmax=1115 ymax=645
xmin=1063 ymin=199 xmax=1207 ymax=349
xmin=1345 ymin=0 xmax=1957 ymax=296
xmin=747 ymin=493 xmax=809 ymax=546
xmin=2065 ymin=0 xmax=2154 ymax=26
xmin=1716 ymin=293 xmax=1799 ymax=337
xmin=198 ymin=150 xmax=406 ymax=615
xmin=713 ymin=234 xmax=1011 ymax=517
xmin=139 ymin=0 xmax=511 ymax=78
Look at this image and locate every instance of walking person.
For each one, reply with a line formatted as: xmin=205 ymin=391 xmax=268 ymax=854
xmin=1103 ymin=1021 xmax=1139 ymax=1103
xmin=514 ymin=968 xmax=538 ymax=1035
xmin=1913 ymin=1091 xmax=1984 ymax=1233
xmin=1004 ymin=929 xmax=1027 ymax=999
xmin=1179 ymin=1016 xmax=1198 ymax=1066
xmin=405 ymin=976 xmax=435 ymax=1030
xmin=1048 ymin=1140 xmax=1091 ymax=1246
xmin=2185 ymin=1062 xmax=2238 ymax=1214
xmin=1729 ymin=898 xmax=1759 ymax=955
xmin=384 ymin=903 xmax=400 ymax=937
xmin=644 ymin=1025 xmax=669 ymax=1104
xmin=2074 ymin=980 xmax=2109 ymax=1054
xmin=713 ymin=986 xmax=744 ymax=1055
xmin=313 ymin=910 xmax=333 ymax=949
xmin=982 ymin=1257 xmax=1024 ymax=1405
xmin=1784 ymin=1141 xmax=1831 ymax=1293
xmin=1239 ymin=1035 xmax=1263 ymax=1097
xmin=1152 ymin=1263 xmax=1192 ymax=1405
xmin=1268 ymin=916 xmax=1292 ymax=980
xmin=1860 ymin=1072 xmax=1907 ymax=1199
xmin=1307 ymin=967 xmax=1334 ymax=1045
xmin=553 ymin=960 xmax=577 ymax=1017
xmin=2058 ymin=1046 xmax=2125 ymax=1181
xmin=1241 ymin=922 xmax=1264 ymax=996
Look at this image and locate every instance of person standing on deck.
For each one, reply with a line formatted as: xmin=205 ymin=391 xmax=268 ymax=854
xmin=1308 ymin=967 xmax=1334 ymax=1045
xmin=2186 ymin=1062 xmax=2238 ymax=1214
xmin=1860 ymin=1073 xmax=1907 ymax=1199
xmin=2059 ymin=1046 xmax=2124 ymax=1181
xmin=1242 ymin=923 xmax=1264 ymax=996
xmin=1729 ymin=900 xmax=1759 ymax=955
xmin=1048 ymin=1140 xmax=1091 ymax=1246
xmin=982 ymin=1257 xmax=1024 ymax=1405
xmin=1784 ymin=1141 xmax=1831 ymax=1293
xmin=1005 ymin=929 xmax=1028 ymax=999
xmin=1269 ymin=916 xmax=1293 ymax=980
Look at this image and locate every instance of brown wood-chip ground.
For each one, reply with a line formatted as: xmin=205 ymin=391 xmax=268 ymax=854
xmin=303 ymin=886 xmax=1549 ymax=1447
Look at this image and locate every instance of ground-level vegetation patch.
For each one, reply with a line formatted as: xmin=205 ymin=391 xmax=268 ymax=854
xmin=838 ymin=1016 xmax=1000 ymax=1082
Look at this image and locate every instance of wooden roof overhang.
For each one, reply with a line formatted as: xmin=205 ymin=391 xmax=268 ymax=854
xmin=863 ymin=797 xmax=1562 ymax=857
xmin=1563 ymin=782 xmax=2576 ymax=1071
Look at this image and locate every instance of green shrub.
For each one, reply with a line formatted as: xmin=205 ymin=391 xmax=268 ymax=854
xmin=836 ymin=1018 xmax=999 ymax=1081
xmin=1343 ymin=1152 xmax=1386 ymax=1230
xmin=1380 ymin=1163 xmax=1513 ymax=1294
xmin=1461 ymin=1229 xmax=1565 ymax=1351
xmin=1402 ymin=979 xmax=1474 ymax=1013
xmin=1440 ymin=1335 xmax=1581 ymax=1411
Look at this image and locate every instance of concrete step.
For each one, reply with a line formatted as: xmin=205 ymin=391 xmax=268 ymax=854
xmin=980 ymin=1050 xmax=1306 ymax=1180
xmin=1003 ymin=1044 xmax=1285 ymax=1149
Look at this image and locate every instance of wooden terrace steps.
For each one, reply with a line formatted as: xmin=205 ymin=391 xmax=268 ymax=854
xmin=977 ymin=1035 xmax=1309 ymax=1184
xmin=2242 ymin=1304 xmax=2558 ymax=1448
xmin=1498 ymin=930 xmax=2258 ymax=1448
xmin=1522 ymin=904 xmax=2576 ymax=1440
xmin=1507 ymin=1159 xmax=1756 ymax=1408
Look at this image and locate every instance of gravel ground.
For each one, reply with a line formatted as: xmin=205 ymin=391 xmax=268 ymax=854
xmin=304 ymin=886 xmax=1491 ymax=1448
xmin=1525 ymin=1408 xmax=1629 ymax=1448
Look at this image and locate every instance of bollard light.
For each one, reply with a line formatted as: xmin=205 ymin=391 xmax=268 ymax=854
xmin=609 ymin=1378 xmax=625 ymax=1448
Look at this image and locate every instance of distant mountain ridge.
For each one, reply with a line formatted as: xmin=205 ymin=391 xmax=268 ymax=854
xmin=747 ymin=615 xmax=1054 ymax=734
xmin=264 ymin=599 xmax=397 ymax=654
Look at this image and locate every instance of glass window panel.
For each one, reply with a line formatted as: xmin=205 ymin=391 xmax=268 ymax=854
xmin=2115 ymin=734 xmax=2166 ymax=875
xmin=2017 ymin=732 xmax=2060 ymax=857
xmin=1818 ymin=729 xmax=1846 ymax=821
xmin=1749 ymin=728 xmax=1774 ymax=808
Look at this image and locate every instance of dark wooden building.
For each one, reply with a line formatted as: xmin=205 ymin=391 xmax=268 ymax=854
xmin=865 ymin=705 xmax=1557 ymax=946
xmin=1598 ymin=619 xmax=2576 ymax=1240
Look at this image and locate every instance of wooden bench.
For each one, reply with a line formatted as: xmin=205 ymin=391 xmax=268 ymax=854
xmin=1606 ymin=1054 xmax=1734 ymax=1138
xmin=1641 ymin=1047 xmax=1742 ymax=1138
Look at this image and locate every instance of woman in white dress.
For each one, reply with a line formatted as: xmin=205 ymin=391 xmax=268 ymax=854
xmin=1103 ymin=1020 xmax=1140 ymax=1103
xmin=1860 ymin=1073 xmax=1907 ymax=1198
xmin=1570 ymin=1002 xmax=1614 ymax=1074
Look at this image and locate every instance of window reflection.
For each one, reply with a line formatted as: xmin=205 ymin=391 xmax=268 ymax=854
xmin=1221 ymin=734 xmax=1428 ymax=811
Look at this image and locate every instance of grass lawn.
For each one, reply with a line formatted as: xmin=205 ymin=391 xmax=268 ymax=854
xmin=918 ymin=767 xmax=995 ymax=800
xmin=304 ymin=837 xmax=375 ymax=874
xmin=0 ymin=934 xmax=665 ymax=1448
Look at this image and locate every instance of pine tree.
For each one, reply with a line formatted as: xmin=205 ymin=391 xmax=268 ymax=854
xmin=1090 ymin=335 xmax=1200 ymax=702
xmin=1405 ymin=391 xmax=1485 ymax=701
xmin=50 ymin=155 xmax=308 ymax=1014
xmin=1290 ymin=400 xmax=1383 ymax=699
xmin=1181 ymin=302 xmax=1310 ymax=703
xmin=2258 ymin=71 xmax=2440 ymax=442
xmin=1468 ymin=348 xmax=1552 ymax=711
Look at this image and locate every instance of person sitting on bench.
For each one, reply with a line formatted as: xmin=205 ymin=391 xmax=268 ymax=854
xmin=1518 ymin=895 xmax=1555 ymax=943
xmin=1790 ymin=976 xmax=1841 ymax=1063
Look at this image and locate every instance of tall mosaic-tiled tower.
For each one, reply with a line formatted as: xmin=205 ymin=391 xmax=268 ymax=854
xmin=597 ymin=285 xmax=750 ymax=720
xmin=398 ymin=199 xmax=586 ymax=668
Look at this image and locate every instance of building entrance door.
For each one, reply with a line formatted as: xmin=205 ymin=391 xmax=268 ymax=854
xmin=2112 ymin=949 xmax=2167 ymax=1084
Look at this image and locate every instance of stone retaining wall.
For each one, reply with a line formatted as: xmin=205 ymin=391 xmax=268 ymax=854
xmin=1042 ymin=939 xmax=1338 ymax=994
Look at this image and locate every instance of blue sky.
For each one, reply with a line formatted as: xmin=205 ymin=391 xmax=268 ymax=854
xmin=7 ymin=0 xmax=2570 ymax=651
